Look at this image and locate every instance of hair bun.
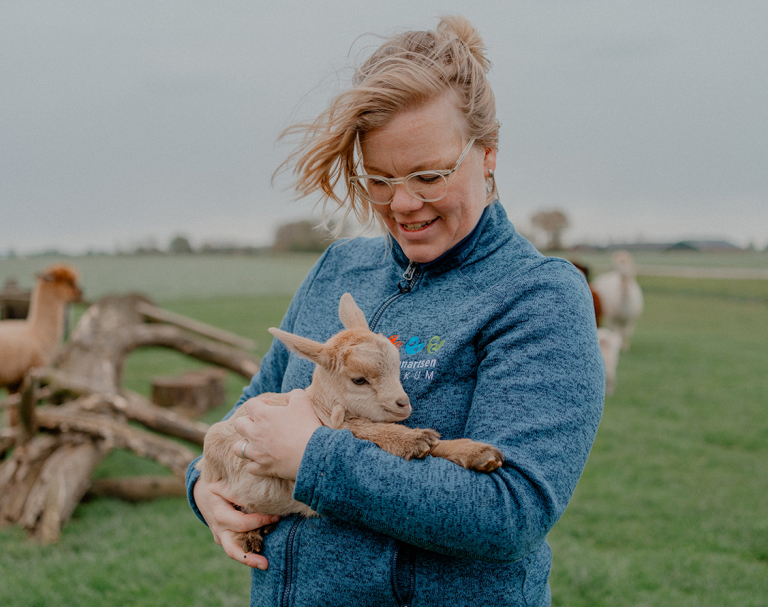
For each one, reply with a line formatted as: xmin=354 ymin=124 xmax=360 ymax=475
xmin=437 ymin=15 xmax=491 ymax=71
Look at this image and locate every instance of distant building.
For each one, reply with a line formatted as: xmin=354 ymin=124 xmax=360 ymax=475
xmin=665 ymin=240 xmax=742 ymax=252
xmin=569 ymin=240 xmax=743 ymax=253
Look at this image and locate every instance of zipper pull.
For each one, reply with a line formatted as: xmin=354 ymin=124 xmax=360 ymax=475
xmin=398 ymin=261 xmax=417 ymax=293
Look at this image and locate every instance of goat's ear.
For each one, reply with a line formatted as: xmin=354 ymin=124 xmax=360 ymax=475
xmin=338 ymin=293 xmax=368 ymax=330
xmin=268 ymin=328 xmax=327 ymax=365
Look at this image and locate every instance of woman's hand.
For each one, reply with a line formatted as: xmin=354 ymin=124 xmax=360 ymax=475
xmin=234 ymin=389 xmax=322 ymax=481
xmin=192 ymin=474 xmax=279 ymax=570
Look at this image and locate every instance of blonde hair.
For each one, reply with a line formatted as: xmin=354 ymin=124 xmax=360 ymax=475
xmin=278 ymin=15 xmax=500 ymax=229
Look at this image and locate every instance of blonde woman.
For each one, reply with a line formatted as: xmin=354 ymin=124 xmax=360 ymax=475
xmin=187 ymin=16 xmax=604 ymax=607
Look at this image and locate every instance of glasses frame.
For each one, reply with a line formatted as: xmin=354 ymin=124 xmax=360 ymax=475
xmin=349 ymin=138 xmax=476 ymax=205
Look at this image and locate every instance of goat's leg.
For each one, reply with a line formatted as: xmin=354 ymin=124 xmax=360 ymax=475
xmin=234 ymin=522 xmax=278 ymax=555
xmin=428 ymin=439 xmax=503 ymax=472
xmin=342 ymin=418 xmax=439 ymax=460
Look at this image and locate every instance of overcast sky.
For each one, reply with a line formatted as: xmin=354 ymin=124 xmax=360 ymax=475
xmin=1 ymin=0 xmax=766 ymax=254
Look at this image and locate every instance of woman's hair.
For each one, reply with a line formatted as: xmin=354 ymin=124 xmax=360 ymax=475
xmin=278 ymin=15 xmax=499 ymax=229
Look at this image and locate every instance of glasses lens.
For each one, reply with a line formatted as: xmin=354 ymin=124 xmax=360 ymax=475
xmin=406 ymin=173 xmax=448 ymax=202
xmin=355 ymin=177 xmax=395 ymax=204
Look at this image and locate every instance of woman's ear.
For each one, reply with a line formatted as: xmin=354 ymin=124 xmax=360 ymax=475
xmin=483 ymin=145 xmax=497 ymax=176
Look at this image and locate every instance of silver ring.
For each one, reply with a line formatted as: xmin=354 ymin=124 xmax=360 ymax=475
xmin=240 ymin=438 xmax=250 ymax=460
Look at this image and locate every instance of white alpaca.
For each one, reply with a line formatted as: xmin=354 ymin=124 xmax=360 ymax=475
xmin=597 ymin=328 xmax=623 ymax=396
xmin=591 ymin=251 xmax=643 ymax=351
xmin=198 ymin=293 xmax=503 ymax=553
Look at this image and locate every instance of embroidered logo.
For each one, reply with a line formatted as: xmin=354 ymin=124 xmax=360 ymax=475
xmin=387 ymin=333 xmax=448 ymax=382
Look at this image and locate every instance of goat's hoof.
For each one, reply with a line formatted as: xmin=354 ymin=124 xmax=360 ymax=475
xmin=411 ymin=428 xmax=441 ymax=459
xmin=238 ymin=530 xmax=265 ymax=554
xmin=470 ymin=446 xmax=504 ymax=472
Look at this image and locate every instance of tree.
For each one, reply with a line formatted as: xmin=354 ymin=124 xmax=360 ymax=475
xmin=273 ymin=220 xmax=334 ymax=253
xmin=530 ymin=210 xmax=569 ymax=251
xmin=169 ymin=235 xmax=194 ymax=254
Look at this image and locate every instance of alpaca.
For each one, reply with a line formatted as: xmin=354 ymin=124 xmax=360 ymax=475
xmin=591 ymin=251 xmax=643 ymax=351
xmin=198 ymin=293 xmax=504 ymax=553
xmin=0 ymin=264 xmax=82 ymax=423
xmin=597 ymin=327 xmax=623 ymax=396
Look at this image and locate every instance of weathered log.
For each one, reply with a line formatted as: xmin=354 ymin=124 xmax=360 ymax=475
xmin=22 ymin=370 xmax=210 ymax=447
xmin=0 ymin=428 xmax=17 ymax=460
xmin=0 ymin=434 xmax=69 ymax=525
xmin=136 ymin=301 xmax=256 ymax=351
xmin=88 ymin=476 xmax=186 ymax=502
xmin=1 ymin=294 xmax=258 ymax=542
xmin=36 ymin=408 xmax=198 ymax=478
xmin=0 ymin=386 xmax=53 ymax=410
xmin=106 ymin=391 xmax=208 ymax=447
xmin=21 ymin=439 xmax=109 ymax=543
xmin=18 ymin=374 xmax=40 ymax=442
xmin=151 ymin=368 xmax=226 ymax=416
xmin=122 ymin=324 xmax=259 ymax=380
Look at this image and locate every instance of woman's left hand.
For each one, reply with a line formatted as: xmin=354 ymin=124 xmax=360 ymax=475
xmin=233 ymin=389 xmax=322 ymax=480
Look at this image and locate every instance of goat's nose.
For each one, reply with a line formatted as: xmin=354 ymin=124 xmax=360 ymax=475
xmin=397 ymin=397 xmax=410 ymax=408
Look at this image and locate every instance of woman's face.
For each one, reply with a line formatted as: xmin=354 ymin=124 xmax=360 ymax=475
xmin=359 ymin=92 xmax=497 ymax=264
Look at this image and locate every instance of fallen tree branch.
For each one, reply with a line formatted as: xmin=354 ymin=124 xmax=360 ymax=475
xmin=136 ymin=301 xmax=256 ymax=351
xmin=121 ymin=323 xmax=260 ymax=380
xmin=87 ymin=475 xmax=187 ymax=502
xmin=13 ymin=370 xmax=210 ymax=447
xmin=36 ymin=408 xmax=198 ymax=478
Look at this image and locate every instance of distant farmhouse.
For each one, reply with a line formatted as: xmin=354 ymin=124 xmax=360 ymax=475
xmin=664 ymin=240 xmax=743 ymax=252
xmin=572 ymin=240 xmax=743 ymax=253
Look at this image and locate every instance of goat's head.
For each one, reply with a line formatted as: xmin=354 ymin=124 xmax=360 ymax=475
xmin=37 ymin=264 xmax=83 ymax=302
xmin=268 ymin=293 xmax=411 ymax=425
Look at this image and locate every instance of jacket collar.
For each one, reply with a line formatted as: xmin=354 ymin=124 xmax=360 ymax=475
xmin=390 ymin=200 xmax=511 ymax=272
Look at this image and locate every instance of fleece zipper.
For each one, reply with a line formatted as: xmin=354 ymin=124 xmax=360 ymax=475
xmin=369 ymin=260 xmax=421 ymax=331
xmin=391 ymin=542 xmax=416 ymax=607
xmin=280 ymin=517 xmax=303 ymax=607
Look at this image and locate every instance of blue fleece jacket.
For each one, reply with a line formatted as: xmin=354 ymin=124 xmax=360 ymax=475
xmin=186 ymin=201 xmax=604 ymax=606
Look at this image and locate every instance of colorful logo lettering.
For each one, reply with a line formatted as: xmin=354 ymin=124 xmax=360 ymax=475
xmin=389 ymin=335 xmax=404 ymax=349
xmin=404 ymin=336 xmax=426 ymax=355
xmin=427 ymin=335 xmax=445 ymax=353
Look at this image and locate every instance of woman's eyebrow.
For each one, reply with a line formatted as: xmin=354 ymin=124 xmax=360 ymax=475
xmin=363 ymin=156 xmax=453 ymax=176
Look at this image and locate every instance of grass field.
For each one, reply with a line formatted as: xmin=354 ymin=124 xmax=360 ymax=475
xmin=1 ymin=255 xmax=767 ymax=605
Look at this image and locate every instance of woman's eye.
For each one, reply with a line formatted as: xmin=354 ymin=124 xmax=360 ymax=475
xmin=352 ymin=377 xmax=368 ymax=385
xmin=415 ymin=173 xmax=442 ymax=184
xmin=368 ymin=178 xmax=389 ymax=190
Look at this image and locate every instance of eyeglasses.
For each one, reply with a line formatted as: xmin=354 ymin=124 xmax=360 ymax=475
xmin=349 ymin=138 xmax=476 ymax=205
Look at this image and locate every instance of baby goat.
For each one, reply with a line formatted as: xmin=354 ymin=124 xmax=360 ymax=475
xmin=198 ymin=293 xmax=503 ymax=553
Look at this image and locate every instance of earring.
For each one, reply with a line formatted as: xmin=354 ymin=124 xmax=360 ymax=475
xmin=486 ymin=169 xmax=495 ymax=194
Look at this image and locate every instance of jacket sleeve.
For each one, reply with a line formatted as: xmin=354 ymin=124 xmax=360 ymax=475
xmin=292 ymin=260 xmax=605 ymax=563
xmin=185 ymin=245 xmax=337 ymax=523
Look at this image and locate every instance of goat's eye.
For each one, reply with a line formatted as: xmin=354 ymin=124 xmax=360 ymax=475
xmin=351 ymin=377 xmax=368 ymax=385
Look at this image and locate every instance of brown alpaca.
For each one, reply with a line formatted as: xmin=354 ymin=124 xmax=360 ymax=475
xmin=198 ymin=293 xmax=503 ymax=553
xmin=0 ymin=264 xmax=82 ymax=424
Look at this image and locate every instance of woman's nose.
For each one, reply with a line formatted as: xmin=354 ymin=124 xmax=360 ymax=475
xmin=389 ymin=183 xmax=424 ymax=214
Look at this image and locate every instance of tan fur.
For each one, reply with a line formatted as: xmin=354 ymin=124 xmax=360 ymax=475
xmin=198 ymin=293 xmax=503 ymax=553
xmin=0 ymin=264 xmax=82 ymax=424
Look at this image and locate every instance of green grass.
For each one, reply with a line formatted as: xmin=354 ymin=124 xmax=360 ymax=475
xmin=548 ymin=276 xmax=768 ymax=606
xmin=0 ymin=253 xmax=321 ymax=302
xmin=1 ymin=268 xmax=767 ymax=605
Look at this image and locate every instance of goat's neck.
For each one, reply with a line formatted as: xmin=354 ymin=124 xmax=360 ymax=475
xmin=26 ymin=284 xmax=67 ymax=345
xmin=304 ymin=371 xmax=345 ymax=429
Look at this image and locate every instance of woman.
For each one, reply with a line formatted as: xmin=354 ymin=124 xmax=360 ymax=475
xmin=187 ymin=16 xmax=604 ymax=606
